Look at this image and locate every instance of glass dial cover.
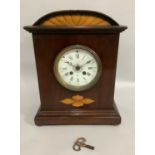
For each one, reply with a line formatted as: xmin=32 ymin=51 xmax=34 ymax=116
xmin=54 ymin=45 xmax=102 ymax=91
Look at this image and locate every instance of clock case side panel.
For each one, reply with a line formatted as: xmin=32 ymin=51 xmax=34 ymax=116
xmin=31 ymin=34 xmax=47 ymax=111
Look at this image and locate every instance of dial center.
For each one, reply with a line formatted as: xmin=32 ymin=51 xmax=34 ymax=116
xmin=75 ymin=65 xmax=80 ymax=71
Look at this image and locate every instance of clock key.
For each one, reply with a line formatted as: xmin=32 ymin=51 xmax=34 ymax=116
xmin=83 ymin=144 xmax=95 ymax=150
xmin=73 ymin=137 xmax=95 ymax=151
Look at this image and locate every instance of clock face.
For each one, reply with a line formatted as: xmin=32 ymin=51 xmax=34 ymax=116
xmin=54 ymin=45 xmax=102 ymax=91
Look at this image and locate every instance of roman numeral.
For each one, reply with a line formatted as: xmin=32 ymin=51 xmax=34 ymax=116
xmin=83 ymin=77 xmax=87 ymax=81
xmin=62 ymin=67 xmax=67 ymax=70
xmin=77 ymin=78 xmax=79 ymax=82
xmin=70 ymin=77 xmax=73 ymax=81
xmin=64 ymin=72 xmax=69 ymax=76
xmin=69 ymin=56 xmax=73 ymax=60
xmin=86 ymin=72 xmax=91 ymax=76
xmin=82 ymin=56 xmax=85 ymax=60
xmin=76 ymin=50 xmax=79 ymax=59
xmin=76 ymin=53 xmax=79 ymax=59
xmin=88 ymin=67 xmax=93 ymax=70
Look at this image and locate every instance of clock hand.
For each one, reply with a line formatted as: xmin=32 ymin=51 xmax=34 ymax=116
xmin=64 ymin=61 xmax=76 ymax=67
xmin=65 ymin=61 xmax=82 ymax=72
xmin=80 ymin=59 xmax=93 ymax=67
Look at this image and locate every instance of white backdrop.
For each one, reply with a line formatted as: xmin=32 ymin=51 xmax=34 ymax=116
xmin=21 ymin=0 xmax=134 ymax=155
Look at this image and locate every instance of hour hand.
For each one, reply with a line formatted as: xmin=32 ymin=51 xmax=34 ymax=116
xmin=64 ymin=61 xmax=75 ymax=67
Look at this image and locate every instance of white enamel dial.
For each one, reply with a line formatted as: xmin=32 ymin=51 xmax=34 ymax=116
xmin=54 ymin=45 xmax=102 ymax=91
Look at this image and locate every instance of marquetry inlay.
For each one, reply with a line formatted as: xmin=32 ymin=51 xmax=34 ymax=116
xmin=61 ymin=95 xmax=95 ymax=107
xmin=42 ymin=15 xmax=111 ymax=27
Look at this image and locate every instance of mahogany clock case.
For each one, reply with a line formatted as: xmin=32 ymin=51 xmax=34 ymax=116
xmin=24 ymin=10 xmax=127 ymax=125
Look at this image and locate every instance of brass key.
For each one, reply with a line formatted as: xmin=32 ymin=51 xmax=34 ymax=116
xmin=73 ymin=137 xmax=95 ymax=151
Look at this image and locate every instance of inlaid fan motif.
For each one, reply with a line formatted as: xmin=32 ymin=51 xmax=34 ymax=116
xmin=42 ymin=15 xmax=111 ymax=26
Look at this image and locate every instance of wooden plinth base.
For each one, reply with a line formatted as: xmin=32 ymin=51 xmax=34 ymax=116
xmin=34 ymin=103 xmax=121 ymax=125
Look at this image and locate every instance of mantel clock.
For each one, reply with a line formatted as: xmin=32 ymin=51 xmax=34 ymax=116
xmin=24 ymin=10 xmax=127 ymax=125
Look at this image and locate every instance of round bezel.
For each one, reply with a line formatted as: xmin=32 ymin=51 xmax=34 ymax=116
xmin=53 ymin=45 xmax=102 ymax=91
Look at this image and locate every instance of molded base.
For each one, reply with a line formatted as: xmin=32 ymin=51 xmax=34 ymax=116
xmin=34 ymin=103 xmax=121 ymax=125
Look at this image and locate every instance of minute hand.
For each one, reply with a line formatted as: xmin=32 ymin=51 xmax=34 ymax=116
xmin=81 ymin=60 xmax=93 ymax=67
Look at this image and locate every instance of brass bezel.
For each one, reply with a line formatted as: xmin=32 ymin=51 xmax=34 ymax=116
xmin=53 ymin=45 xmax=102 ymax=91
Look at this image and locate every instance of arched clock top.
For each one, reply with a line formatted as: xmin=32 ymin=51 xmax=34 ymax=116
xmin=33 ymin=10 xmax=119 ymax=27
xmin=24 ymin=10 xmax=127 ymax=34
